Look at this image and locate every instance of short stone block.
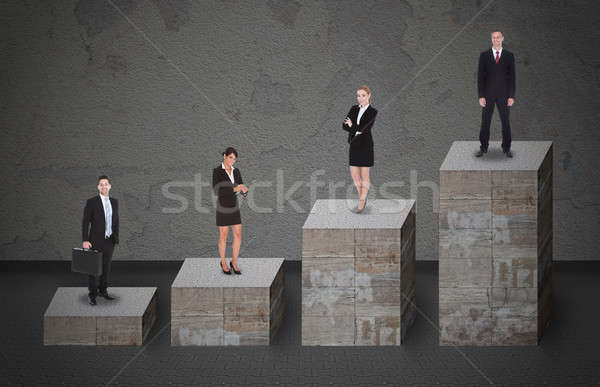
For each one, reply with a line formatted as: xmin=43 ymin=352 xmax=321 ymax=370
xmin=439 ymin=141 xmax=552 ymax=346
xmin=302 ymin=199 xmax=416 ymax=345
xmin=44 ymin=287 xmax=157 ymax=346
xmin=171 ymin=258 xmax=284 ymax=346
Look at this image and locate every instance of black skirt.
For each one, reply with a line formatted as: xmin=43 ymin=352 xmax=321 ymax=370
xmin=349 ymin=135 xmax=374 ymax=167
xmin=216 ymin=200 xmax=241 ymax=226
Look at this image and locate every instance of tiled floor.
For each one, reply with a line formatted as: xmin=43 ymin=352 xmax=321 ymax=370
xmin=1 ymin=260 xmax=599 ymax=386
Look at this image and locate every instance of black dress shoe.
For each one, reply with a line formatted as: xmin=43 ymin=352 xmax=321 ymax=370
xmin=230 ymin=261 xmax=241 ymax=275
xmin=98 ymin=291 xmax=115 ymax=300
xmin=476 ymin=149 xmax=487 ymax=157
xmin=89 ymin=296 xmax=97 ymax=306
xmin=221 ymin=261 xmax=231 ymax=275
xmin=505 ymin=150 xmax=513 ymax=158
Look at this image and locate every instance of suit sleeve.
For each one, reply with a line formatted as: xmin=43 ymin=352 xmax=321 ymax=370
xmin=508 ymin=53 xmax=516 ymax=99
xmin=112 ymin=199 xmax=119 ymax=244
xmin=477 ymin=52 xmax=486 ymax=98
xmin=356 ymin=109 xmax=377 ymax=136
xmin=213 ymin=168 xmax=233 ymax=198
xmin=82 ymin=199 xmax=92 ymax=242
xmin=236 ymin=169 xmax=243 ymax=185
xmin=342 ymin=107 xmax=353 ymax=133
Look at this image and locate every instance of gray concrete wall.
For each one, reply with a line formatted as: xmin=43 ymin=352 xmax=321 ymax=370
xmin=1 ymin=0 xmax=598 ymax=261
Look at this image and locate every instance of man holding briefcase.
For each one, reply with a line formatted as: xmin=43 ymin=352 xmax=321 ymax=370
xmin=82 ymin=175 xmax=119 ymax=305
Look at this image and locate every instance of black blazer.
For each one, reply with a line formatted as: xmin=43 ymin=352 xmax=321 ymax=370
xmin=478 ymin=48 xmax=516 ymax=99
xmin=82 ymin=195 xmax=119 ymax=251
xmin=342 ymin=104 xmax=378 ymax=144
xmin=213 ymin=166 xmax=243 ymax=208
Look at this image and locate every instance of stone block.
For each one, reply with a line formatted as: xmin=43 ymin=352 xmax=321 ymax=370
xmin=171 ymin=258 xmax=284 ymax=346
xmin=439 ymin=141 xmax=553 ymax=346
xmin=44 ymin=287 xmax=157 ymax=346
xmin=302 ymin=199 xmax=416 ymax=345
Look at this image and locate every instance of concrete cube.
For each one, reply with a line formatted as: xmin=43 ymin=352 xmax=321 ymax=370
xmin=171 ymin=258 xmax=284 ymax=346
xmin=302 ymin=199 xmax=416 ymax=345
xmin=439 ymin=141 xmax=552 ymax=346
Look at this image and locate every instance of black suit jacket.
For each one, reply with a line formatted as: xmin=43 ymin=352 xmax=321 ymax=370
xmin=82 ymin=195 xmax=119 ymax=251
xmin=478 ymin=48 xmax=516 ymax=99
xmin=342 ymin=104 xmax=378 ymax=144
xmin=213 ymin=166 xmax=243 ymax=208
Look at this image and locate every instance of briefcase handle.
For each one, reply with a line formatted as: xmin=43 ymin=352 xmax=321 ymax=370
xmin=73 ymin=247 xmax=100 ymax=253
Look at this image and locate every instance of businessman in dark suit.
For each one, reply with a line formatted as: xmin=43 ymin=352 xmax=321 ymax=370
xmin=82 ymin=175 xmax=119 ymax=305
xmin=477 ymin=30 xmax=516 ymax=158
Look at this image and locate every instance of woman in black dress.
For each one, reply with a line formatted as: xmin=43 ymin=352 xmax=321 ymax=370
xmin=342 ymin=85 xmax=378 ymax=213
xmin=212 ymin=147 xmax=248 ymax=274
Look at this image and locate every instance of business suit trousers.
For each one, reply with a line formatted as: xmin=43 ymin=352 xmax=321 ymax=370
xmin=479 ymin=96 xmax=512 ymax=152
xmin=88 ymin=237 xmax=114 ymax=297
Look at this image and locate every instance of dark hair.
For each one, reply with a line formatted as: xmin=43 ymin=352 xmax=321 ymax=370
xmin=98 ymin=175 xmax=111 ymax=184
xmin=491 ymin=30 xmax=503 ymax=37
xmin=222 ymin=147 xmax=238 ymax=158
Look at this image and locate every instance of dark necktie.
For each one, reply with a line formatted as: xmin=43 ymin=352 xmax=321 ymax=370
xmin=495 ymin=51 xmax=500 ymax=64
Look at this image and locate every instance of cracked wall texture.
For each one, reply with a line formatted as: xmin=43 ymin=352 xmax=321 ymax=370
xmin=1 ymin=0 xmax=599 ymax=261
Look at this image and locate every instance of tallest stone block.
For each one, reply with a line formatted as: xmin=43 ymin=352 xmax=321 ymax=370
xmin=439 ymin=141 xmax=552 ymax=345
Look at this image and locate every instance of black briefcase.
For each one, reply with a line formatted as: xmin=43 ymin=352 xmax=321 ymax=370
xmin=71 ymin=248 xmax=103 ymax=276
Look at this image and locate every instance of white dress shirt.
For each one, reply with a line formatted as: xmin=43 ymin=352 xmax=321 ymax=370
xmin=221 ymin=162 xmax=235 ymax=184
xmin=99 ymin=194 xmax=112 ymax=237
xmin=355 ymin=104 xmax=370 ymax=136
xmin=492 ymin=47 xmax=503 ymax=60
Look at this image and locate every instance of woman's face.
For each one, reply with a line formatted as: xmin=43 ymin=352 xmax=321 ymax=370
xmin=223 ymin=153 xmax=236 ymax=167
xmin=356 ymin=90 xmax=370 ymax=107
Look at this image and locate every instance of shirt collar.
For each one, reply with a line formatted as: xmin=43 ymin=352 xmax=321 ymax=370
xmin=99 ymin=193 xmax=109 ymax=200
xmin=492 ymin=47 xmax=503 ymax=56
xmin=359 ymin=103 xmax=370 ymax=110
xmin=221 ymin=162 xmax=235 ymax=172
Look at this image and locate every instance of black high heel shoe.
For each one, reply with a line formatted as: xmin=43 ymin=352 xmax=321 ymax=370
xmin=230 ymin=261 xmax=241 ymax=275
xmin=221 ymin=261 xmax=231 ymax=275
xmin=356 ymin=197 xmax=367 ymax=213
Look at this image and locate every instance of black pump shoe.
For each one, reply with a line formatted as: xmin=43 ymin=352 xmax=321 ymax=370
xmin=221 ymin=261 xmax=231 ymax=275
xmin=230 ymin=261 xmax=241 ymax=275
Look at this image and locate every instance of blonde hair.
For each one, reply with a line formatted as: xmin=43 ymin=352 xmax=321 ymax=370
xmin=357 ymin=85 xmax=371 ymax=95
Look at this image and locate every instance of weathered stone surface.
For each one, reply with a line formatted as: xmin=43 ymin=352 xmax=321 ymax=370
xmin=492 ymin=200 xmax=537 ymax=229
xmin=492 ymin=171 xmax=537 ymax=200
xmin=439 ymin=229 xmax=492 ymax=259
xmin=44 ymin=316 xmax=96 ymax=346
xmin=302 ymin=229 xmax=354 ymax=258
xmin=440 ymin=199 xmax=491 ymax=229
xmin=302 ymin=287 xmax=354 ymax=316
xmin=224 ymin=288 xmax=269 ymax=317
xmin=171 ymin=258 xmax=284 ymax=346
xmin=301 ymin=316 xmax=354 ymax=346
xmin=492 ymin=257 xmax=537 ymax=288
xmin=439 ymin=315 xmax=493 ymax=346
xmin=172 ymin=316 xmax=223 ymax=346
xmin=355 ymin=228 xmax=401 ymax=258
xmin=355 ymin=256 xmax=399 ymax=287
xmin=355 ymin=286 xmax=400 ymax=317
xmin=439 ymin=141 xmax=552 ymax=346
xmin=355 ymin=316 xmax=401 ymax=345
xmin=97 ymin=316 xmax=140 ymax=345
xmin=491 ymin=316 xmax=537 ymax=345
xmin=171 ymin=287 xmax=223 ymax=317
xmin=44 ymin=287 xmax=157 ymax=346
xmin=440 ymin=171 xmax=491 ymax=200
xmin=439 ymin=258 xmax=492 ymax=288
xmin=270 ymin=265 xmax=285 ymax=342
xmin=303 ymin=257 xmax=354 ymax=287
xmin=492 ymin=228 xmax=537 ymax=258
xmin=224 ymin=315 xmax=269 ymax=345
xmin=302 ymin=199 xmax=416 ymax=345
